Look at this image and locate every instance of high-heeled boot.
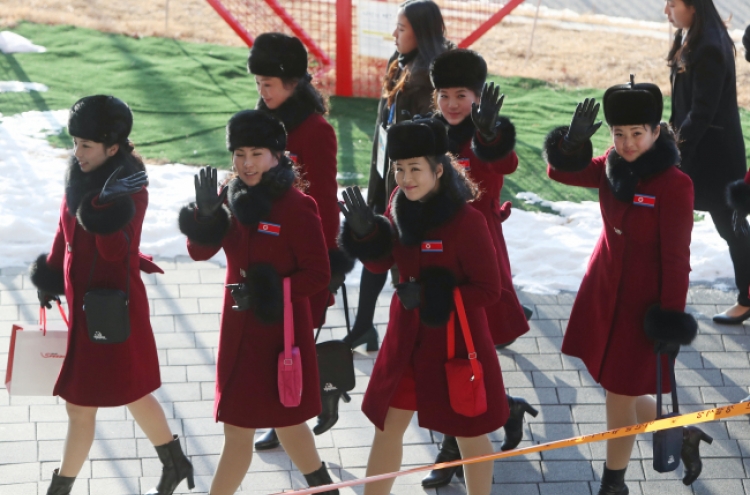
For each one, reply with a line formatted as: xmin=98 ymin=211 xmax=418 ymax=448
xmin=681 ymin=425 xmax=713 ymax=485
xmin=597 ymin=464 xmax=628 ymax=495
xmin=421 ymin=435 xmax=464 ymax=488
xmin=146 ymin=435 xmax=195 ymax=495
xmin=314 ymin=391 xmax=351 ymax=435
xmin=46 ymin=469 xmax=75 ymax=495
xmin=255 ymin=428 xmax=280 ymax=450
xmin=501 ymin=395 xmax=539 ymax=451
xmin=303 ymin=462 xmax=340 ymax=494
xmin=342 ymin=325 xmax=379 ymax=351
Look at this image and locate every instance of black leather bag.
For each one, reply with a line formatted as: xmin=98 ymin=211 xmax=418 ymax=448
xmin=83 ymin=234 xmax=131 ymax=344
xmin=653 ymin=354 xmax=682 ymax=473
xmin=315 ymin=284 xmax=355 ymax=397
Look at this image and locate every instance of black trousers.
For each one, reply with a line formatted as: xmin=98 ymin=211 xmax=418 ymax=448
xmin=709 ymin=206 xmax=750 ymax=306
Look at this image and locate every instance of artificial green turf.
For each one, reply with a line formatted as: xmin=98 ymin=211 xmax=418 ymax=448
xmin=2 ymin=22 xmax=750 ymax=207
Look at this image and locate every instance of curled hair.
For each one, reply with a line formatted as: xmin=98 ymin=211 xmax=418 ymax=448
xmin=112 ymin=139 xmax=145 ymax=173
xmin=281 ymin=74 xmax=329 ymax=115
xmin=667 ymin=0 xmax=734 ymax=72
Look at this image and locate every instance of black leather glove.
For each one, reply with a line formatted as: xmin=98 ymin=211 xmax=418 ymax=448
xmin=98 ymin=166 xmax=148 ymax=204
xmin=225 ymin=283 xmax=252 ymax=311
xmin=562 ymin=98 xmax=602 ymax=152
xmin=733 ymin=210 xmax=750 ymax=238
xmin=194 ymin=166 xmax=228 ymax=220
xmin=395 ymin=280 xmax=421 ymax=310
xmin=338 ymin=186 xmax=375 ymax=238
xmin=37 ymin=290 xmax=60 ymax=309
xmin=328 ymin=272 xmax=346 ymax=294
xmin=471 ymin=82 xmax=504 ymax=142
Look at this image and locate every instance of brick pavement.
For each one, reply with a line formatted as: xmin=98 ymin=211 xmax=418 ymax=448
xmin=0 ymin=257 xmax=748 ymax=494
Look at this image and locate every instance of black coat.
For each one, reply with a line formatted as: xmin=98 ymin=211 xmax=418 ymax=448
xmin=670 ymin=25 xmax=747 ymax=211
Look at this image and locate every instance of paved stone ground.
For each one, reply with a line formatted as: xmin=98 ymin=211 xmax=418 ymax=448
xmin=1 ymin=258 xmax=749 ymax=495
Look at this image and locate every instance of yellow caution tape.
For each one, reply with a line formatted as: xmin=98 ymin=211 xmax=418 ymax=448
xmin=273 ymin=401 xmax=750 ymax=494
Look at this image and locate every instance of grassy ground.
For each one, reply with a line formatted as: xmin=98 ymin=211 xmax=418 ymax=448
xmin=2 ymin=22 xmax=750 ymax=207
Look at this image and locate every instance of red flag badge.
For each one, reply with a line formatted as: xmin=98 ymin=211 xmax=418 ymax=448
xmin=421 ymin=240 xmax=443 ymax=253
xmin=633 ymin=194 xmax=656 ymax=208
xmin=289 ymin=153 xmax=299 ymax=165
xmin=458 ymin=157 xmax=471 ymax=171
xmin=258 ymin=222 xmax=281 ymax=236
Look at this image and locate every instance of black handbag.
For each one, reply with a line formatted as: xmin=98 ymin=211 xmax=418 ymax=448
xmin=315 ymin=283 xmax=356 ymax=397
xmin=83 ymin=234 xmax=131 ymax=344
xmin=652 ymin=353 xmax=682 ymax=473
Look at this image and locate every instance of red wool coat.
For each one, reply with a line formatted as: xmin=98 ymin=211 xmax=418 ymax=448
xmin=453 ymin=131 xmax=529 ymax=345
xmin=546 ymin=131 xmax=693 ymax=396
xmin=41 ymin=187 xmax=161 ymax=407
xmin=185 ymin=184 xmax=330 ymax=428
xmin=347 ymin=189 xmax=509 ymax=437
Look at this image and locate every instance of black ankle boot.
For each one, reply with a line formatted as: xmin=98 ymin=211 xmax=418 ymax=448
xmin=314 ymin=391 xmax=351 ymax=435
xmin=146 ymin=435 xmax=195 ymax=495
xmin=303 ymin=462 xmax=339 ymax=494
xmin=681 ymin=425 xmax=713 ymax=485
xmin=343 ymin=326 xmax=379 ymax=351
xmin=46 ymin=469 xmax=75 ymax=495
xmin=522 ymin=305 xmax=534 ymax=321
xmin=421 ymin=435 xmax=464 ymax=488
xmin=255 ymin=428 xmax=280 ymax=450
xmin=501 ymin=396 xmax=539 ymax=451
xmin=598 ymin=464 xmax=628 ymax=495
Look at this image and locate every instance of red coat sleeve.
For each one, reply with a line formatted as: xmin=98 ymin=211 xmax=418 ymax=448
xmin=287 ymin=196 xmax=331 ymax=301
xmin=47 ymin=210 xmax=66 ymax=270
xmin=479 ymin=150 xmax=519 ymax=175
xmin=187 ymin=239 xmax=223 ymax=261
xmin=547 ymin=154 xmax=607 ymax=189
xmin=456 ymin=209 xmax=501 ymax=310
xmin=658 ymin=172 xmax=694 ymax=312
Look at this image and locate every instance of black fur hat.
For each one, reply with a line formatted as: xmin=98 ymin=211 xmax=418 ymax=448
xmin=247 ymin=32 xmax=308 ymax=79
xmin=226 ymin=110 xmax=287 ymax=152
xmin=387 ymin=118 xmax=449 ymax=160
xmin=68 ymin=95 xmax=132 ymax=145
xmin=603 ymin=75 xmax=663 ymax=126
xmin=430 ymin=49 xmax=487 ymax=93
xmin=744 ymin=25 xmax=750 ymax=62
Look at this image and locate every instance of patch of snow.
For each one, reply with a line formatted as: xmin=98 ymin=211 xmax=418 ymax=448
xmin=0 ymin=31 xmax=46 ymax=54
xmin=0 ymin=81 xmax=48 ymax=93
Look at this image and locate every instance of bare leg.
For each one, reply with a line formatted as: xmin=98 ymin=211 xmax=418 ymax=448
xmin=635 ymin=395 xmax=658 ymax=423
xmin=276 ymin=423 xmax=324 ymax=475
xmin=456 ymin=435 xmax=494 ymax=495
xmin=209 ymin=423 xmax=255 ymax=495
xmin=363 ymin=408 xmax=415 ymax=495
xmin=605 ymin=392 xmax=638 ymax=470
xmin=59 ymin=402 xmax=98 ymax=477
xmin=126 ymin=394 xmax=173 ymax=446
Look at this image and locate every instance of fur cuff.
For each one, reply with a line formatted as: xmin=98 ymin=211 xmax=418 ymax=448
xmin=246 ymin=263 xmax=283 ymax=325
xmin=76 ymin=190 xmax=135 ymax=235
xmin=420 ymin=266 xmax=457 ymax=327
xmin=727 ymin=179 xmax=750 ymax=215
xmin=471 ymin=116 xmax=516 ymax=162
xmin=644 ymin=305 xmax=698 ymax=346
xmin=543 ymin=126 xmax=593 ymax=173
xmin=338 ymin=215 xmax=393 ymax=262
xmin=29 ymin=254 xmax=65 ymax=295
xmin=178 ymin=203 xmax=231 ymax=246
xmin=329 ymin=249 xmax=356 ymax=278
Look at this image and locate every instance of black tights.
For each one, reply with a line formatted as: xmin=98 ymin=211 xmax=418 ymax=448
xmin=709 ymin=206 xmax=750 ymax=306
xmin=352 ymin=267 xmax=388 ymax=336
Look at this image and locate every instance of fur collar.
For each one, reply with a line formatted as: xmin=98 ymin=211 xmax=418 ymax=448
xmin=605 ymin=132 xmax=680 ymax=203
xmin=227 ymin=158 xmax=296 ymax=226
xmin=391 ymin=186 xmax=465 ymax=246
xmin=65 ymin=152 xmax=143 ymax=216
xmin=437 ymin=114 xmax=475 ymax=155
xmin=256 ymin=88 xmax=315 ymax=132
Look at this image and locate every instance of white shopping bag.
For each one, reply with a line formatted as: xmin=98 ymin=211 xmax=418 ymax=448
xmin=5 ymin=304 xmax=68 ymax=396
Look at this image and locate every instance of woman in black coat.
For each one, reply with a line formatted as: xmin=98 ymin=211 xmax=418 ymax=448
xmin=665 ymin=0 xmax=749 ymax=323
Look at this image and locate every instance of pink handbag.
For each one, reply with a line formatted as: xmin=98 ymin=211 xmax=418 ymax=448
xmin=278 ymin=277 xmax=303 ymax=407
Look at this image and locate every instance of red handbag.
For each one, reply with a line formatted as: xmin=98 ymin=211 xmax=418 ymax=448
xmin=444 ymin=288 xmax=487 ymax=417
xmin=277 ymin=278 xmax=303 ymax=407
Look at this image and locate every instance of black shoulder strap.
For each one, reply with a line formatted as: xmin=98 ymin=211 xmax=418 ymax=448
xmin=314 ymin=283 xmax=352 ymax=343
xmin=656 ymin=353 xmax=680 ymax=417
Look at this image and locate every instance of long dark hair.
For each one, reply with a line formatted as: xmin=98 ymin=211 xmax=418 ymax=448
xmin=667 ymin=0 xmax=733 ymax=71
xmin=421 ymin=154 xmax=481 ymax=202
xmin=280 ymin=74 xmax=329 ymax=115
xmin=383 ymin=0 xmax=449 ymax=106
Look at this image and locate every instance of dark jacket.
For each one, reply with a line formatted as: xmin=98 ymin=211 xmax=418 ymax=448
xmin=670 ymin=25 xmax=746 ymax=211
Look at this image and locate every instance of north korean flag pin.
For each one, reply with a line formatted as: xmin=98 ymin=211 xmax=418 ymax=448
xmin=633 ymin=194 xmax=656 ymax=208
xmin=421 ymin=240 xmax=443 ymax=252
xmin=258 ymin=221 xmax=281 ymax=236
xmin=458 ymin=158 xmax=471 ymax=171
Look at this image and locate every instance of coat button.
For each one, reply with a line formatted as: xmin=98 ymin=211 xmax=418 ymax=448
xmin=614 ymin=228 xmax=622 ymax=235
xmin=66 ymin=243 xmax=72 ymax=252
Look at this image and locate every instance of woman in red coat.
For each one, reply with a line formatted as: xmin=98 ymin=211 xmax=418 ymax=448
xmin=247 ymin=32 xmax=353 ymax=444
xmin=178 ymin=110 xmax=336 ymax=495
xmin=30 ymin=96 xmax=193 ymax=495
xmin=418 ymin=48 xmax=538 ymax=489
xmin=544 ymin=79 xmax=709 ymax=494
xmin=339 ymin=118 xmax=509 ymax=495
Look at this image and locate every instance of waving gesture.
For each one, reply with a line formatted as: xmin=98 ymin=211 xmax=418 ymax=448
xmin=563 ymin=98 xmax=602 ymax=151
xmin=99 ymin=166 xmax=148 ymax=204
xmin=337 ymin=186 xmax=375 ymax=238
xmin=194 ymin=166 xmax=228 ymax=219
xmin=471 ymin=82 xmax=505 ymax=142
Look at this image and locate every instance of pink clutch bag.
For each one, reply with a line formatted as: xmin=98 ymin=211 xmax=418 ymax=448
xmin=278 ymin=277 xmax=303 ymax=407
